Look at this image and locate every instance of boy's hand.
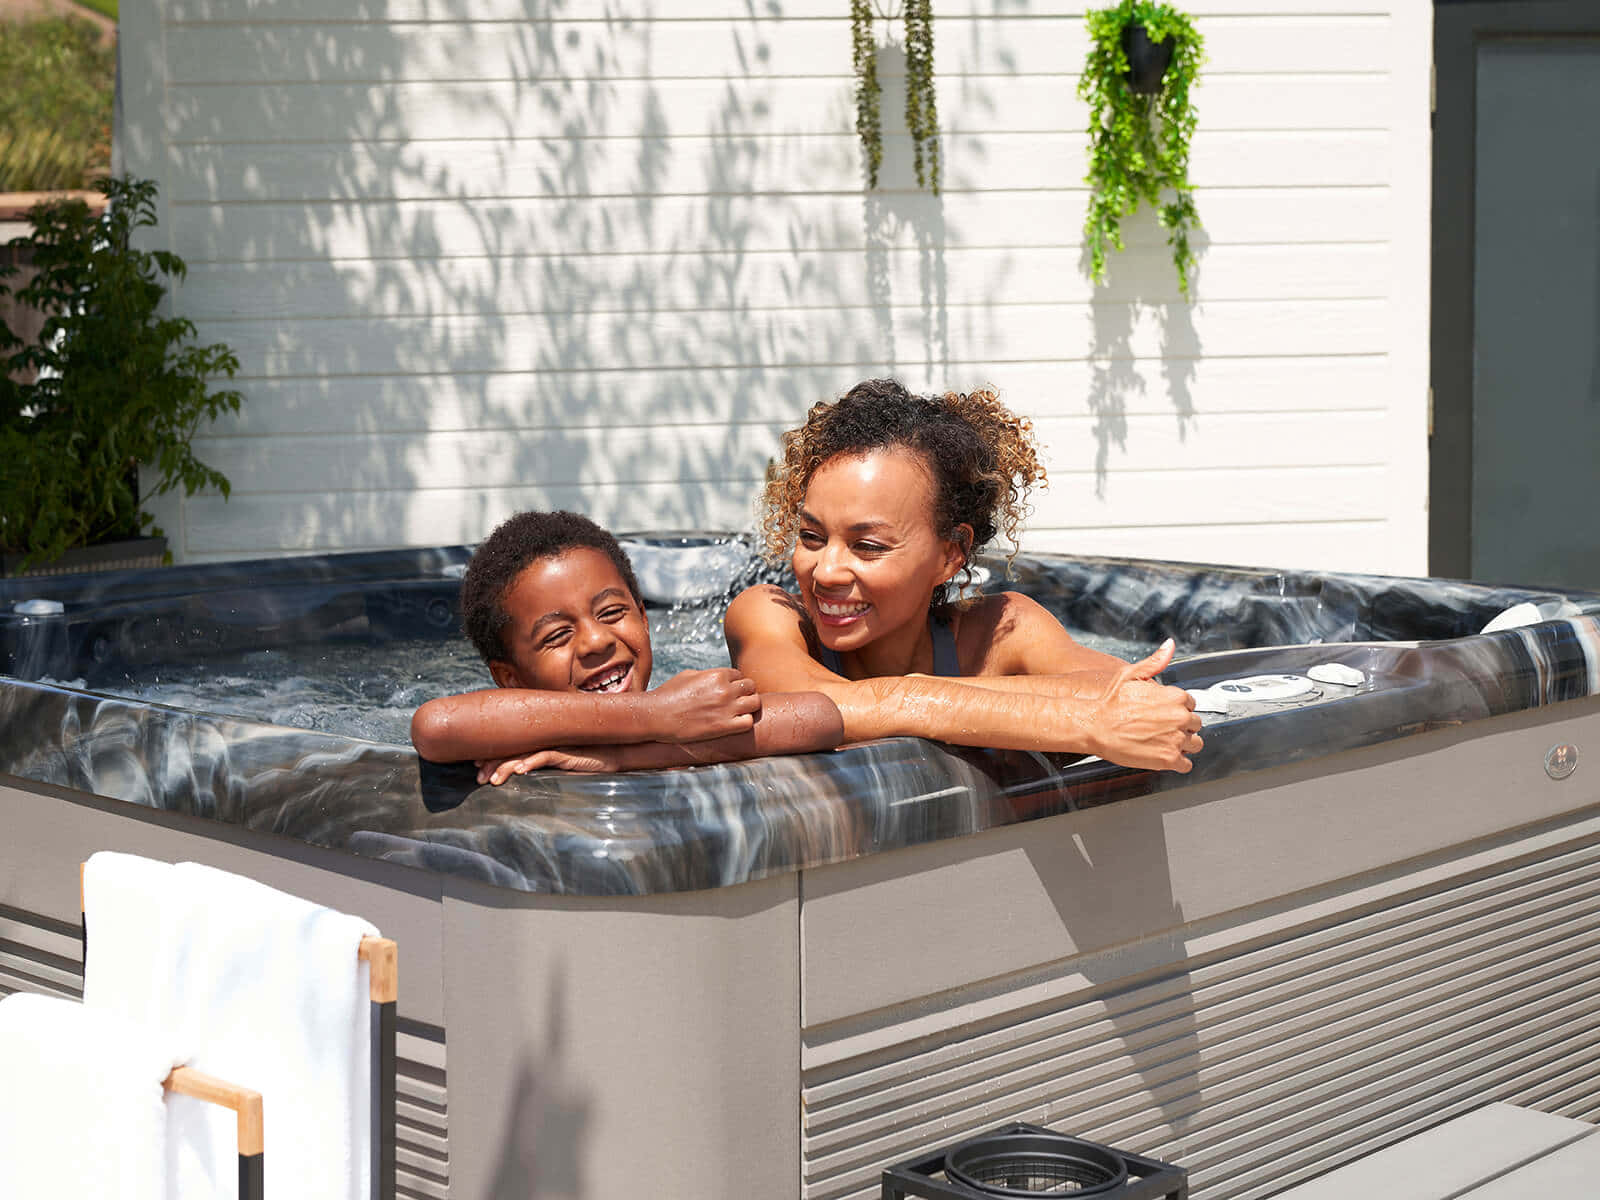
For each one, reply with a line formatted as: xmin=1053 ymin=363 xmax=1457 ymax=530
xmin=476 ymin=747 xmax=618 ymax=783
xmin=649 ymin=668 xmax=760 ymax=742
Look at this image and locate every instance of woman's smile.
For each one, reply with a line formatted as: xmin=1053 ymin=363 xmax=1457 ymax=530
xmin=814 ymin=596 xmax=872 ymax=625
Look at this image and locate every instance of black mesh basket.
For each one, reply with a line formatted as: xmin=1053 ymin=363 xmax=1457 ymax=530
xmin=882 ymin=1123 xmax=1188 ymax=1200
xmin=946 ymin=1131 xmax=1129 ymax=1196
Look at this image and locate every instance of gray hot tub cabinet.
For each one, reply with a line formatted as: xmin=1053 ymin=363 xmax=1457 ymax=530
xmin=4 ymin=696 xmax=1598 ymax=1199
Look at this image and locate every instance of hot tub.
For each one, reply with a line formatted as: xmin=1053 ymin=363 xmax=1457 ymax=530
xmin=2 ymin=541 xmax=1598 ymax=1199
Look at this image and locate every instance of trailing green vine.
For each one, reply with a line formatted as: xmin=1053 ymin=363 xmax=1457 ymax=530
xmin=903 ymin=0 xmax=939 ymax=192
xmin=851 ymin=0 xmax=883 ymax=187
xmin=1079 ymin=0 xmax=1204 ymax=295
xmin=850 ymin=1 xmax=941 ymax=193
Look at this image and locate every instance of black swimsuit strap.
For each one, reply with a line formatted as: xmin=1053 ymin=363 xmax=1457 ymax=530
xmin=816 ymin=642 xmax=845 ymax=675
xmin=815 ymin=614 xmax=961 ymax=678
xmin=929 ymin=613 xmax=961 ymax=678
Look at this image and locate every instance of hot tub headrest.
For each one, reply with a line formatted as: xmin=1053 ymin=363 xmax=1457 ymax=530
xmin=620 ymin=540 xmax=754 ymax=606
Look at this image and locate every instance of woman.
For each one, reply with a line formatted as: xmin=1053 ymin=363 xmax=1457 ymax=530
xmin=724 ymin=378 xmax=1202 ymax=772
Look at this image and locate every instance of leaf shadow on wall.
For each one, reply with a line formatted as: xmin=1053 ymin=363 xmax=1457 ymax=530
xmin=1083 ymin=208 xmax=1207 ymax=499
xmin=152 ymin=0 xmax=539 ymax=555
xmin=860 ymin=41 xmax=949 ymax=382
xmin=148 ymin=1 xmax=992 ymax=559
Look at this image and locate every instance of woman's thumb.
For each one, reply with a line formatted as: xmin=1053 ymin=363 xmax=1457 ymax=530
xmin=1130 ymin=637 xmax=1176 ymax=680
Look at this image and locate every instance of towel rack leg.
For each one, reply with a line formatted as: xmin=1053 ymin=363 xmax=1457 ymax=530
xmin=371 ymin=997 xmax=396 ymax=1199
xmin=79 ymin=863 xmax=88 ymax=964
xmin=240 ymin=1149 xmax=264 ymax=1200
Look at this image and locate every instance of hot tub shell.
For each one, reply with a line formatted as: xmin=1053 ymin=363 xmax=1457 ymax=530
xmin=2 ymin=546 xmax=1598 ymax=1198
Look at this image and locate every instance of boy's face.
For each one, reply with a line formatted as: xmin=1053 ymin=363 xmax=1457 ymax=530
xmin=488 ymin=548 xmax=652 ymax=694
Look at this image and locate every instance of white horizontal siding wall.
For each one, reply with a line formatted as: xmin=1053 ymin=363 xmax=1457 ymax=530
xmin=121 ymin=0 xmax=1431 ymax=572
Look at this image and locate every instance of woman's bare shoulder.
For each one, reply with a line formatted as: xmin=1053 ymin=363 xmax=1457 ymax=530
xmin=994 ymin=589 xmax=1062 ymax=622
xmin=726 ymin=583 xmax=807 ymax=626
xmin=958 ymin=590 xmax=1056 ymax=635
xmin=957 ymin=590 xmax=1079 ymax=674
xmin=725 ymin=584 xmax=817 ymax=656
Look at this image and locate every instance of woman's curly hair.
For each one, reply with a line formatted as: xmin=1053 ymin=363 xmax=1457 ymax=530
xmin=760 ymin=379 xmax=1046 ymax=595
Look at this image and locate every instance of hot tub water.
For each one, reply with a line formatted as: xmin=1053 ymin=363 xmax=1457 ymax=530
xmin=45 ymin=601 xmax=1157 ymax=747
xmin=53 ymin=616 xmax=730 ymax=746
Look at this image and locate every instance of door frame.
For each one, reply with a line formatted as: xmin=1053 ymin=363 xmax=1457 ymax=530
xmin=1430 ymin=0 xmax=1600 ymax=578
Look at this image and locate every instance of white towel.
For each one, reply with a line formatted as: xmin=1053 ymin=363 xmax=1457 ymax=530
xmin=82 ymin=852 xmax=380 ymax=1200
xmin=82 ymin=849 xmax=186 ymax=1037
xmin=0 ymin=992 xmax=187 ymax=1200
xmin=165 ymin=862 xmax=377 ymax=1200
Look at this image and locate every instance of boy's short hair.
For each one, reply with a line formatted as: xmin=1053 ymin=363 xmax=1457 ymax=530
xmin=461 ymin=510 xmax=643 ymax=665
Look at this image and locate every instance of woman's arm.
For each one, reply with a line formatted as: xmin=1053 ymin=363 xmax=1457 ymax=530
xmin=410 ymin=668 xmax=759 ymax=763
xmin=474 ymin=692 xmax=843 ymax=783
xmin=723 ymin=585 xmax=1201 ymax=772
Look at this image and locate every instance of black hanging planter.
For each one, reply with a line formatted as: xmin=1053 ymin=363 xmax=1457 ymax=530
xmin=1120 ymin=22 xmax=1174 ymax=94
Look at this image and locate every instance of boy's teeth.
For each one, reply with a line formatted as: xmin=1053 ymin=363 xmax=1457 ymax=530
xmin=584 ymin=667 xmax=629 ymax=692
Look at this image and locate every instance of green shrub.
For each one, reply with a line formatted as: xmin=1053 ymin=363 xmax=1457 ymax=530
xmin=0 ymin=16 xmax=116 ymax=191
xmin=0 ymin=177 xmax=243 ymax=570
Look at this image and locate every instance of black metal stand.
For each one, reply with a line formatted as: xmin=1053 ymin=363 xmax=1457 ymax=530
xmin=371 ymin=997 xmax=397 ymax=1199
xmin=239 ymin=1150 xmax=265 ymax=1200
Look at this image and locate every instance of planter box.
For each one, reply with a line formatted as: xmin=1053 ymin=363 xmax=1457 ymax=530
xmin=2 ymin=536 xmax=167 ymax=579
xmin=0 ymin=190 xmax=108 ymax=224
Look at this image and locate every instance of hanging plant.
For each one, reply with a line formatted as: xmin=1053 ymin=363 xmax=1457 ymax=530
xmin=1078 ymin=0 xmax=1204 ymax=295
xmin=850 ymin=0 xmax=883 ymax=187
xmin=850 ymin=0 xmax=941 ymax=193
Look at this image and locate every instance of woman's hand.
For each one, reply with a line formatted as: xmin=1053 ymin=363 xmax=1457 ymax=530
xmin=1081 ymin=640 xmax=1204 ymax=772
xmin=647 ymin=668 xmax=761 ymax=742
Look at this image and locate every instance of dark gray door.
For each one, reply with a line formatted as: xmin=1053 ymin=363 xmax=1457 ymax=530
xmin=1432 ymin=2 xmax=1600 ymax=589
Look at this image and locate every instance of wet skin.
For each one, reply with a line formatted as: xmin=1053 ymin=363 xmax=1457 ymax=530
xmin=488 ymin=548 xmax=653 ymax=695
xmin=794 ymin=449 xmax=969 ymax=679
xmin=724 ymin=447 xmax=1205 ymax=772
xmin=410 ymin=548 xmax=841 ymax=778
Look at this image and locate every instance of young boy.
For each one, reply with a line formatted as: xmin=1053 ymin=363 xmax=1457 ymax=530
xmin=410 ymin=510 xmax=842 ymax=783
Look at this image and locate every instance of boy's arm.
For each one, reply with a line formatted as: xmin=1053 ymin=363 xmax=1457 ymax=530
xmin=410 ymin=669 xmax=759 ymax=763
xmin=475 ymin=692 xmax=843 ymax=783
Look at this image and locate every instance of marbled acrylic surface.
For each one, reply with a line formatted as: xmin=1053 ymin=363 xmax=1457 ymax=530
xmin=3 ymin=544 xmax=1599 ymax=895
